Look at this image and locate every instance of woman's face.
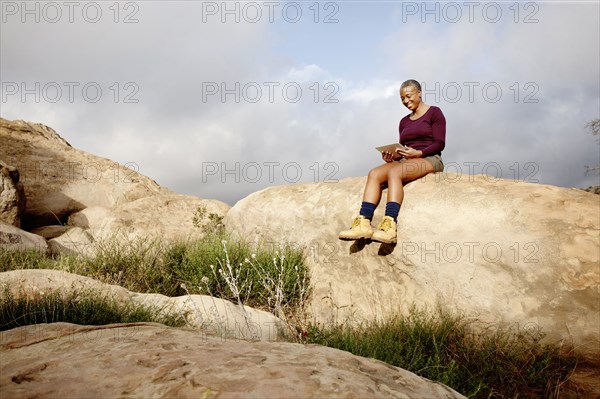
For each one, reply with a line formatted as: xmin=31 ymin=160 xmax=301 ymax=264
xmin=400 ymin=86 xmax=421 ymax=112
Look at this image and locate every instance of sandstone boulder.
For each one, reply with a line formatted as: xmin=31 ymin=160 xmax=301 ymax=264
xmin=0 ymin=322 xmax=466 ymax=398
xmin=30 ymin=225 xmax=70 ymax=240
xmin=0 ymin=269 xmax=131 ymax=302
xmin=0 ymin=118 xmax=229 ymax=242
xmin=0 ymin=118 xmax=229 ymax=231
xmin=68 ymin=193 xmax=228 ymax=242
xmin=224 ymin=174 xmax=600 ymax=360
xmin=0 ymin=160 xmax=25 ymax=227
xmin=47 ymin=227 xmax=95 ymax=257
xmin=0 ymin=269 xmax=282 ymax=341
xmin=0 ymin=221 xmax=47 ymax=253
xmin=0 ymin=118 xmax=162 ymax=227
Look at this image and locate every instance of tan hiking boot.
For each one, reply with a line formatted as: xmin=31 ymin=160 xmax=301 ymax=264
xmin=339 ymin=215 xmax=373 ymax=240
xmin=372 ymin=216 xmax=397 ymax=244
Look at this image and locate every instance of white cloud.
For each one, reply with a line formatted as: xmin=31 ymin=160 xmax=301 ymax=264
xmin=340 ymin=80 xmax=400 ymax=103
xmin=285 ymin=64 xmax=326 ymax=83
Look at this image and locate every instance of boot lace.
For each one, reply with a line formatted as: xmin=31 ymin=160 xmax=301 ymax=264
xmin=351 ymin=216 xmax=363 ymax=229
xmin=378 ymin=217 xmax=393 ymax=231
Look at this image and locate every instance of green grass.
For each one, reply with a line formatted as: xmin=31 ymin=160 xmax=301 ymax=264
xmin=0 ymin=286 xmax=184 ymax=331
xmin=162 ymin=233 xmax=309 ymax=313
xmin=301 ymin=306 xmax=582 ymax=398
xmin=0 ymin=231 xmax=311 ymax=316
xmin=0 ymin=237 xmax=176 ymax=295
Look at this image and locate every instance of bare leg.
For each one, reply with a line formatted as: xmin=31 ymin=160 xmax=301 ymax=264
xmin=386 ymin=158 xmax=435 ymax=204
xmin=362 ymin=162 xmax=399 ymax=205
xmin=363 ymin=159 xmax=435 ymax=205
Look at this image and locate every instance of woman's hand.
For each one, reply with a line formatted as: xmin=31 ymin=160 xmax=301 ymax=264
xmin=395 ymin=146 xmax=423 ymax=159
xmin=381 ymin=151 xmax=399 ymax=163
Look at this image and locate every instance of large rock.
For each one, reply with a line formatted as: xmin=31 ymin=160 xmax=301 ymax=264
xmin=30 ymin=225 xmax=70 ymax=240
xmin=0 ymin=118 xmax=162 ymax=227
xmin=0 ymin=322 xmax=466 ymax=398
xmin=47 ymin=227 xmax=95 ymax=257
xmin=0 ymin=269 xmax=282 ymax=341
xmin=0 ymin=118 xmax=229 ymax=241
xmin=0 ymin=221 xmax=47 ymax=253
xmin=0 ymin=160 xmax=25 ymax=227
xmin=224 ymin=175 xmax=600 ymax=360
xmin=68 ymin=193 xmax=228 ymax=242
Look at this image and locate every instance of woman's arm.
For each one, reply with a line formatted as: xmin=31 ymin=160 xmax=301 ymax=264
xmin=419 ymin=107 xmax=446 ymax=157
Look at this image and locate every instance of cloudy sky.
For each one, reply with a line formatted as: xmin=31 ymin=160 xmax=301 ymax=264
xmin=2 ymin=1 xmax=599 ymax=205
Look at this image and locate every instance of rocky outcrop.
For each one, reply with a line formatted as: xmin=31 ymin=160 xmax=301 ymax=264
xmin=0 ymin=118 xmax=164 ymax=228
xmin=0 ymin=118 xmax=229 ymax=248
xmin=47 ymin=227 xmax=95 ymax=257
xmin=0 ymin=160 xmax=25 ymax=227
xmin=0 ymin=269 xmax=282 ymax=342
xmin=224 ymin=175 xmax=600 ymax=360
xmin=68 ymin=193 xmax=227 ymax=242
xmin=0 ymin=322 xmax=467 ymax=398
xmin=29 ymin=225 xmax=70 ymax=240
xmin=0 ymin=221 xmax=48 ymax=253
xmin=582 ymin=185 xmax=600 ymax=195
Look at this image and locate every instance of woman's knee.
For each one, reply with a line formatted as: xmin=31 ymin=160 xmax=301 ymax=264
xmin=367 ymin=166 xmax=387 ymax=181
xmin=387 ymin=166 xmax=406 ymax=180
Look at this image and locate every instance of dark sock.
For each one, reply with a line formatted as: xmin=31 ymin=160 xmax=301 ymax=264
xmin=359 ymin=201 xmax=376 ymax=220
xmin=385 ymin=202 xmax=401 ymax=220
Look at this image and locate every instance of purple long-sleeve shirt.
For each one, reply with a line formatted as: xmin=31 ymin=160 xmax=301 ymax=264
xmin=399 ymin=106 xmax=446 ymax=157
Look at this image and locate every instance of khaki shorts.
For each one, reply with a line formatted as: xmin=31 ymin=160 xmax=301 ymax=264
xmin=424 ymin=154 xmax=444 ymax=173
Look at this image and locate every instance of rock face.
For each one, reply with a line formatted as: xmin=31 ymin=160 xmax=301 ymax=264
xmin=68 ymin=193 xmax=227 ymax=242
xmin=224 ymin=175 xmax=600 ymax=360
xmin=0 ymin=118 xmax=229 ymax=248
xmin=0 ymin=118 xmax=161 ymax=228
xmin=0 ymin=160 xmax=26 ymax=227
xmin=0 ymin=322 xmax=466 ymax=399
xmin=29 ymin=225 xmax=70 ymax=240
xmin=47 ymin=227 xmax=95 ymax=257
xmin=0 ymin=269 xmax=282 ymax=341
xmin=0 ymin=221 xmax=48 ymax=253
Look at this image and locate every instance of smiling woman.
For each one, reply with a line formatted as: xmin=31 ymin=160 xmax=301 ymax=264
xmin=339 ymin=79 xmax=446 ymax=245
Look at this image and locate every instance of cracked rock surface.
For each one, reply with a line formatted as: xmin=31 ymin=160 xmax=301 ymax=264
xmin=1 ymin=322 xmax=466 ymax=399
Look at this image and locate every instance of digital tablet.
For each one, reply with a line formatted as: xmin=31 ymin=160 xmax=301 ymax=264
xmin=375 ymin=143 xmax=407 ymax=153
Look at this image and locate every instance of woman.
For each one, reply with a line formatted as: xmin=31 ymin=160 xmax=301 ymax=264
xmin=339 ymin=79 xmax=446 ymax=244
